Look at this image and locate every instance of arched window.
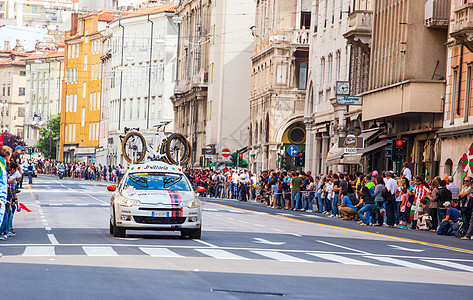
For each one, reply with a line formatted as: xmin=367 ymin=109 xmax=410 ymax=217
xmin=265 ymin=113 xmax=270 ymax=142
xmin=445 ymin=158 xmax=453 ymax=176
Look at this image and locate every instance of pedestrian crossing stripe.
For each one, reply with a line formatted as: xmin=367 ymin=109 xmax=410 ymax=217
xmin=14 ymin=246 xmax=473 ymax=272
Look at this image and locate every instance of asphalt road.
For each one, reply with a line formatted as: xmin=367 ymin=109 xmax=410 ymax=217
xmin=1 ymin=175 xmax=473 ymax=299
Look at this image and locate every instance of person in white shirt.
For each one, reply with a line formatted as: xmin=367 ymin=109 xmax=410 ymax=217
xmin=385 ymin=171 xmax=399 ymax=227
xmin=239 ymin=170 xmax=249 ymax=201
xmin=402 ymin=162 xmax=412 ymax=181
xmin=231 ymin=170 xmax=239 ymax=199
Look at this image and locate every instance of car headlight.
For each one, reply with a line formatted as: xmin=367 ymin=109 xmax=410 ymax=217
xmin=118 ymin=197 xmax=141 ymax=207
xmin=181 ymin=198 xmax=200 ymax=209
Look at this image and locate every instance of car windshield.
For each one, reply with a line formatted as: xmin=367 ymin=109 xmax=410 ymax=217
xmin=123 ymin=172 xmax=191 ymax=191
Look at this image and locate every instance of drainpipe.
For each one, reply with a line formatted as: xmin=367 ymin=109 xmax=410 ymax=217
xmin=118 ymin=20 xmax=125 ymax=130
xmin=457 ymin=45 xmax=464 ymax=116
xmin=147 ymin=14 xmax=154 ymax=130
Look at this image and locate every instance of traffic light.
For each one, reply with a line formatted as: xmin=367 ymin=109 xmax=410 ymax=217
xmin=238 ymin=152 xmax=243 ymax=167
xmin=282 ymin=155 xmax=287 ymax=168
xmin=394 ymin=139 xmax=405 ymax=162
xmin=300 ymin=150 xmax=305 ymax=167
xmin=199 ymin=156 xmax=203 ymax=167
xmin=385 ymin=140 xmax=393 ymax=159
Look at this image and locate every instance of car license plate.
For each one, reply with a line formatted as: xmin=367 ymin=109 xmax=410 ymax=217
xmin=151 ymin=211 xmax=168 ymax=217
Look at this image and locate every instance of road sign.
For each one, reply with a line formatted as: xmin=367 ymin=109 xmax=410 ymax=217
xmin=336 ymin=96 xmax=363 ymax=105
xmin=287 ymin=145 xmax=299 ymax=157
xmin=221 ymin=148 xmax=231 ymax=157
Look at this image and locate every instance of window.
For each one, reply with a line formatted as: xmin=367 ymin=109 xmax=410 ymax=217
xmin=74 ymin=94 xmax=77 ymax=112
xmin=297 ymin=62 xmax=308 ymax=90
xmin=91 ymin=63 xmax=94 ymax=80
xmin=72 ymin=124 xmax=76 ymax=141
xmin=97 ymin=92 xmax=100 ymax=109
xmin=209 ymin=63 xmax=214 ymax=83
xmin=451 ymin=69 xmax=458 ymax=125
xmin=84 ymin=55 xmax=87 ymax=70
xmin=7 ymin=86 xmax=10 ymax=96
xmin=89 ymin=93 xmax=93 ymax=110
xmin=83 ymin=82 xmax=86 ymax=98
xmin=96 ymin=122 xmax=99 ymax=141
xmin=19 ymin=71 xmax=26 ymax=76
xmin=465 ymin=65 xmax=472 ymax=122
xmin=98 ymin=64 xmax=101 ymax=79
xmin=18 ymin=107 xmax=25 ymax=117
xmin=301 ymin=12 xmax=311 ymax=29
xmin=89 ymin=123 xmax=92 ymax=140
xmin=81 ymin=107 xmax=85 ymax=127
xmin=19 ymin=87 xmax=25 ymax=96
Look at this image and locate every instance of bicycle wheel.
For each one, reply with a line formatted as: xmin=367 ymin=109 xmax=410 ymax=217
xmin=122 ymin=132 xmax=147 ymax=164
xmin=165 ymin=133 xmax=191 ymax=165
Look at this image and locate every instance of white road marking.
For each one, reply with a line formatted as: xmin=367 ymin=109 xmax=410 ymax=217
xmin=45 ymin=227 xmax=51 ymax=231
xmin=272 ymin=228 xmax=283 ymax=232
xmin=423 ymin=260 xmax=473 ymax=272
xmin=240 ymin=221 xmax=249 ymax=224
xmin=252 ymin=251 xmax=309 ymax=263
xmin=43 ymin=223 xmax=49 ymax=226
xmin=254 ymin=224 xmax=266 ymax=228
xmin=317 ymin=240 xmax=369 ymax=254
xmin=291 ymin=233 xmax=302 ymax=237
xmin=227 ymin=217 xmax=234 ymax=220
xmin=253 ymin=238 xmax=286 ymax=245
xmin=194 ymin=240 xmax=219 ymax=248
xmin=22 ymin=246 xmax=55 ymax=256
xmin=203 ymin=208 xmax=218 ymax=211
xmin=388 ymin=245 xmax=424 ymax=252
xmin=47 ymin=234 xmax=59 ymax=245
xmin=139 ymin=247 xmax=182 ymax=257
xmin=82 ymin=246 xmax=118 ymax=256
xmin=368 ymin=256 xmax=439 ymax=270
xmin=197 ymin=249 xmax=248 ymax=260
xmin=309 ymin=254 xmax=377 ymax=266
xmin=75 ymin=204 xmax=89 ymax=206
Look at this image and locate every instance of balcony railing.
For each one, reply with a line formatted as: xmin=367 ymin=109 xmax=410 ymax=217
xmin=425 ymin=0 xmax=450 ymax=29
xmin=292 ymin=29 xmax=310 ymax=46
xmin=451 ymin=3 xmax=473 ymax=52
xmin=344 ymin=10 xmax=372 ymax=46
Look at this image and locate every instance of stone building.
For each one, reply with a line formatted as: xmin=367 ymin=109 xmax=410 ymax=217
xmin=439 ymin=0 xmax=473 ymax=182
xmin=171 ymin=0 xmax=213 ymax=167
xmin=249 ymin=0 xmax=310 ymax=173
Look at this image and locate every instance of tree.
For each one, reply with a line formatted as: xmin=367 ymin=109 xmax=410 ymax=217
xmin=3 ymin=132 xmax=25 ymax=149
xmin=37 ymin=114 xmax=60 ymax=159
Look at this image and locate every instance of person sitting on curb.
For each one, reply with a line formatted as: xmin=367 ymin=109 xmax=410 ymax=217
xmin=338 ymin=190 xmax=358 ymax=220
xmin=441 ymin=201 xmax=462 ymax=236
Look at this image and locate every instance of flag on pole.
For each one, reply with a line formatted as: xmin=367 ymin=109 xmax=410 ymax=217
xmin=460 ymin=142 xmax=473 ymax=181
xmin=18 ymin=203 xmax=32 ymax=212
xmin=0 ymin=131 xmax=5 ymax=147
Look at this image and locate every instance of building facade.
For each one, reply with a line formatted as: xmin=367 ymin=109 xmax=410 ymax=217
xmin=172 ymin=0 xmax=212 ymax=167
xmin=99 ymin=3 xmax=178 ymax=167
xmin=205 ymin=0 xmax=254 ymax=162
xmin=23 ymin=51 xmax=64 ymax=148
xmin=439 ymin=0 xmax=473 ymax=182
xmin=59 ymin=11 xmax=112 ymax=163
xmin=304 ymin=0 xmax=352 ymax=174
xmin=249 ymin=0 xmax=310 ymax=173
xmin=0 ymin=52 xmax=27 ymax=138
xmin=360 ymin=0 xmax=448 ymax=177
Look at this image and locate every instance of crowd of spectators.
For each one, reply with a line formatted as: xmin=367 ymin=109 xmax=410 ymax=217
xmin=184 ymin=163 xmax=473 ymax=239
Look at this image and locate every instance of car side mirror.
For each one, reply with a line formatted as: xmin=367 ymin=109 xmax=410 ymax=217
xmin=107 ymin=185 xmax=117 ymax=192
xmin=196 ymin=186 xmax=206 ymax=193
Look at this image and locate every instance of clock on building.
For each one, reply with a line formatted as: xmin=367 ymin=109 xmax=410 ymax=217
xmin=336 ymin=81 xmax=350 ymax=96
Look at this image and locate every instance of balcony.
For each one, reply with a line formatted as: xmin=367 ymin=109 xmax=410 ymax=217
xmin=425 ymin=0 xmax=450 ymax=29
xmin=291 ymin=29 xmax=310 ymax=47
xmin=343 ymin=10 xmax=372 ymax=46
xmin=451 ymin=3 xmax=473 ymax=52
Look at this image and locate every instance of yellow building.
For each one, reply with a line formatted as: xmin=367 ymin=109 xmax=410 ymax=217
xmin=60 ymin=11 xmax=117 ymax=163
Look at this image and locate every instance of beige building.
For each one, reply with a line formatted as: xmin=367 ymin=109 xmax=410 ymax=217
xmin=360 ymin=0 xmax=448 ymax=177
xmin=304 ymin=0 xmax=352 ymax=174
xmin=0 ymin=51 xmax=28 ymax=138
xmin=249 ymin=0 xmax=310 ymax=173
xmin=172 ymin=0 xmax=212 ymax=167
xmin=439 ymin=0 xmax=473 ymax=182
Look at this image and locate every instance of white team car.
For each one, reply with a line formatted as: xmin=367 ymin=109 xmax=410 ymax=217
xmin=107 ymin=161 xmax=202 ymax=239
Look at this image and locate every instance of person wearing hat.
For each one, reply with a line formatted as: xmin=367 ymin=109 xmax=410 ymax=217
xmin=11 ymin=145 xmax=24 ymax=190
xmin=441 ymin=201 xmax=462 ymax=235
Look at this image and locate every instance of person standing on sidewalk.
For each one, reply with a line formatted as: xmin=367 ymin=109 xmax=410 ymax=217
xmin=0 ymin=146 xmax=11 ymax=240
xmin=291 ymin=172 xmax=302 ymax=210
xmin=385 ymin=171 xmax=398 ymax=227
xmin=447 ymin=176 xmax=460 ymax=207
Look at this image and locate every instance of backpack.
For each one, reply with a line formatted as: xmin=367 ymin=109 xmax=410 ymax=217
xmin=437 ymin=221 xmax=451 ymax=235
xmin=382 ymin=187 xmax=395 ymax=204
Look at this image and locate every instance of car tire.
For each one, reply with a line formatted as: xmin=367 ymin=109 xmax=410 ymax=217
xmin=188 ymin=228 xmax=201 ymax=239
xmin=113 ymin=225 xmax=126 ymax=238
xmin=109 ymin=219 xmax=114 ymax=235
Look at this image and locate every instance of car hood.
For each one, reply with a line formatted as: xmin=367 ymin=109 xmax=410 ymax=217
xmin=121 ymin=189 xmax=195 ymax=205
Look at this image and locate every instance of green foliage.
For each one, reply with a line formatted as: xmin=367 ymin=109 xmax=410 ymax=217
xmin=37 ymin=114 xmax=60 ymax=159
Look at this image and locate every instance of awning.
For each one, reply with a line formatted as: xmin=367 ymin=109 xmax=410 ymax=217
xmin=74 ymin=147 xmax=96 ymax=156
xmin=326 ymin=140 xmax=386 ymax=166
xmin=358 ymin=128 xmax=383 ymax=146
xmin=63 ymin=145 xmax=77 ymax=152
